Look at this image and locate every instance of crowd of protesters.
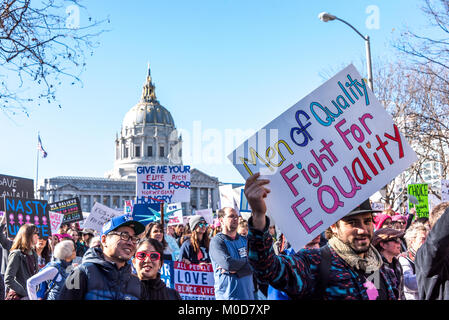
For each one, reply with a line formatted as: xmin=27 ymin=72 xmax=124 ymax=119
xmin=1 ymin=181 xmax=449 ymax=300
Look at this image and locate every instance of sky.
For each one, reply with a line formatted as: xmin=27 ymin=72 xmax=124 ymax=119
xmin=0 ymin=0 xmax=432 ymax=186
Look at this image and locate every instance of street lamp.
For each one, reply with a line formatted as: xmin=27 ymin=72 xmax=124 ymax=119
xmin=318 ymin=12 xmax=373 ymax=91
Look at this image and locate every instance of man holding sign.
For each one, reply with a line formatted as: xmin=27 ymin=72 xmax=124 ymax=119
xmin=245 ymin=173 xmax=399 ymax=300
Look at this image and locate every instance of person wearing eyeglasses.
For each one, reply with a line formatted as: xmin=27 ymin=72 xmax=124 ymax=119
xmin=132 ymin=238 xmax=181 ymax=300
xmin=372 ymin=228 xmax=405 ymax=300
xmin=4 ymin=224 xmax=39 ymax=300
xmin=209 ymin=207 xmax=255 ymax=300
xmin=178 ymin=215 xmax=211 ymax=265
xmin=57 ymin=215 xmax=145 ymax=300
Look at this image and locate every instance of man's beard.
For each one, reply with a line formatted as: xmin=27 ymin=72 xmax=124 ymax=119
xmin=342 ymin=238 xmax=371 ymax=255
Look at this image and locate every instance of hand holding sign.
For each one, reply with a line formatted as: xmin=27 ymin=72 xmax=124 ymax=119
xmin=244 ymin=173 xmax=271 ymax=231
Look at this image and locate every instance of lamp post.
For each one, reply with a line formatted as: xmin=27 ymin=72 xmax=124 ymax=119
xmin=318 ymin=12 xmax=373 ymax=91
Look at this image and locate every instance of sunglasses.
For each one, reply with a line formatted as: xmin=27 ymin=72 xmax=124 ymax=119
xmin=198 ymin=223 xmax=208 ymax=228
xmin=135 ymin=251 xmax=161 ymax=262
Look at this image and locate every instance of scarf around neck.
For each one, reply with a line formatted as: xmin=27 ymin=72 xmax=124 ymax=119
xmin=328 ymin=236 xmax=383 ymax=273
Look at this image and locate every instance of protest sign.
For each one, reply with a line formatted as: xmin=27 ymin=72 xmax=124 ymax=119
xmin=408 ymin=183 xmax=429 ymax=218
xmin=132 ymin=203 xmax=164 ymax=226
xmin=228 ymin=64 xmax=418 ymax=250
xmin=167 ymin=203 xmax=183 ymax=226
xmin=124 ymin=200 xmax=134 ymax=215
xmin=0 ymin=174 xmax=34 ymax=211
xmin=218 ymin=184 xmax=239 ymax=212
xmin=49 ymin=197 xmax=83 ymax=224
xmin=4 ymin=197 xmax=51 ymax=238
xmin=136 ymin=165 xmax=191 ymax=204
xmin=194 ymin=208 xmax=214 ymax=225
xmin=49 ymin=211 xmax=64 ymax=235
xmin=161 ymin=260 xmax=175 ymax=288
xmin=441 ymin=180 xmax=449 ymax=202
xmin=82 ymin=202 xmax=122 ymax=232
xmin=173 ymin=262 xmax=215 ymax=300
xmin=371 ymin=202 xmax=385 ymax=211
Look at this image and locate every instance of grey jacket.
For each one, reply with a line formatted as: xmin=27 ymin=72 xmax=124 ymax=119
xmin=4 ymin=249 xmax=38 ymax=297
xmin=0 ymin=223 xmax=13 ymax=275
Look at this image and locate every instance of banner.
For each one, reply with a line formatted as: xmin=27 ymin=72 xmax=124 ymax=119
xmin=408 ymin=183 xmax=429 ymax=218
xmin=228 ymin=64 xmax=418 ymax=250
xmin=0 ymin=174 xmax=34 ymax=211
xmin=441 ymin=179 xmax=449 ymax=202
xmin=49 ymin=197 xmax=83 ymax=224
xmin=82 ymin=202 xmax=122 ymax=232
xmin=49 ymin=211 xmax=64 ymax=235
xmin=136 ymin=165 xmax=191 ymax=204
xmin=4 ymin=197 xmax=51 ymax=238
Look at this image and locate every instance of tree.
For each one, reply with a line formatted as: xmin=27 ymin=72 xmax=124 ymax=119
xmin=0 ymin=0 xmax=108 ymax=117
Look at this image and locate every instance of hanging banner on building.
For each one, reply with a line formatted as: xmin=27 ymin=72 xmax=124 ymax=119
xmin=136 ymin=165 xmax=191 ymax=204
xmin=4 ymin=197 xmax=51 ymax=238
xmin=48 ymin=197 xmax=83 ymax=224
xmin=194 ymin=208 xmax=214 ymax=225
xmin=441 ymin=179 xmax=449 ymax=202
xmin=408 ymin=183 xmax=429 ymax=218
xmin=228 ymin=64 xmax=418 ymax=251
xmin=49 ymin=211 xmax=64 ymax=235
xmin=82 ymin=202 xmax=122 ymax=232
xmin=0 ymin=174 xmax=34 ymax=211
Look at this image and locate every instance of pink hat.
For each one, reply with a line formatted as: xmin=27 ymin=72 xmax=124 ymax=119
xmin=213 ymin=219 xmax=221 ymax=228
xmin=374 ymin=214 xmax=392 ymax=230
xmin=392 ymin=215 xmax=407 ymax=222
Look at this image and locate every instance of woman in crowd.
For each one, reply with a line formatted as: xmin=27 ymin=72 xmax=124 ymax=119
xmin=237 ymin=219 xmax=248 ymax=237
xmin=67 ymin=228 xmax=86 ymax=257
xmin=26 ymin=240 xmax=76 ymax=300
xmin=178 ymin=215 xmax=210 ymax=265
xmin=374 ymin=214 xmax=393 ymax=230
xmin=35 ymin=236 xmax=52 ymax=270
xmin=4 ymin=224 xmax=39 ymax=300
xmin=399 ymin=222 xmax=430 ymax=300
xmin=145 ymin=222 xmax=173 ymax=261
xmin=372 ymin=228 xmax=405 ymax=300
xmin=132 ymin=238 xmax=181 ymax=300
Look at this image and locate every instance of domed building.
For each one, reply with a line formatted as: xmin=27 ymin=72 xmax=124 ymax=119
xmin=107 ymin=65 xmax=183 ymax=179
xmin=37 ymin=65 xmax=220 ymax=215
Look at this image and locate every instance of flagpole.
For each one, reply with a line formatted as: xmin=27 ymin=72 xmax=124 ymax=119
xmin=36 ymin=133 xmax=39 ymax=198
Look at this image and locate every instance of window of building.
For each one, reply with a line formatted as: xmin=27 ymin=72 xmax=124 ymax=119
xmin=160 ymin=146 xmax=165 ymax=157
xmin=147 ymin=146 xmax=153 ymax=157
xmin=135 ymin=146 xmax=141 ymax=157
xmin=124 ymin=147 xmax=129 ymax=158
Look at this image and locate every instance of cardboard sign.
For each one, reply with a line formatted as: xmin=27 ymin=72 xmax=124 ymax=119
xmin=82 ymin=202 xmax=122 ymax=232
xmin=441 ymin=180 xmax=449 ymax=202
xmin=4 ymin=197 xmax=51 ymax=238
xmin=408 ymin=183 xmax=429 ymax=218
xmin=136 ymin=165 xmax=191 ymax=204
xmin=194 ymin=208 xmax=214 ymax=225
xmin=228 ymin=64 xmax=418 ymax=250
xmin=49 ymin=197 xmax=83 ymax=224
xmin=0 ymin=174 xmax=34 ymax=211
xmin=49 ymin=211 xmax=64 ymax=234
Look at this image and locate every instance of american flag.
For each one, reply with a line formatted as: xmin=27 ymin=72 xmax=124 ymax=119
xmin=37 ymin=134 xmax=48 ymax=158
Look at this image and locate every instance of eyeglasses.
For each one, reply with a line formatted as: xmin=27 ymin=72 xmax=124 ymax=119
xmin=198 ymin=223 xmax=208 ymax=228
xmin=135 ymin=251 xmax=161 ymax=262
xmin=108 ymin=231 xmax=140 ymax=244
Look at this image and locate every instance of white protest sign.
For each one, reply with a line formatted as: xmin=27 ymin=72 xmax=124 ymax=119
xmin=442 ymin=179 xmax=449 ymax=202
xmin=174 ymin=262 xmax=215 ymax=300
xmin=218 ymin=184 xmax=239 ymax=212
xmin=195 ymin=208 xmax=214 ymax=225
xmin=124 ymin=200 xmax=134 ymax=215
xmin=166 ymin=203 xmax=184 ymax=226
xmin=83 ymin=202 xmax=122 ymax=232
xmin=228 ymin=64 xmax=418 ymax=251
xmin=49 ymin=211 xmax=64 ymax=235
xmin=136 ymin=165 xmax=191 ymax=204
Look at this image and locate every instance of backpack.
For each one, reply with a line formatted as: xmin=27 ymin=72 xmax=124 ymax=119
xmin=37 ymin=262 xmax=65 ymax=300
